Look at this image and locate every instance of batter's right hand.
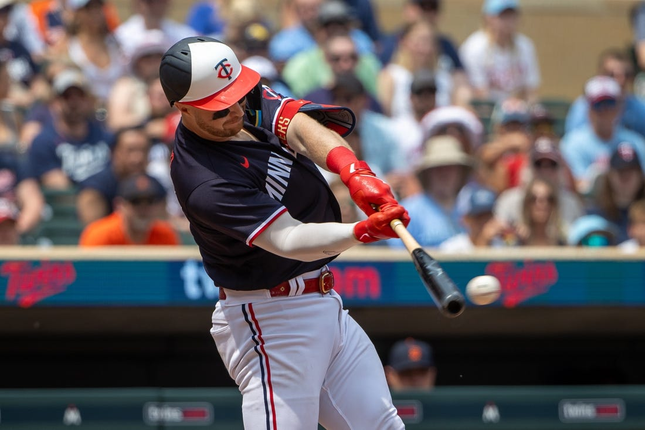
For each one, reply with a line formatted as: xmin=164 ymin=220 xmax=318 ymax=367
xmin=354 ymin=203 xmax=410 ymax=243
xmin=340 ymin=161 xmax=398 ymax=216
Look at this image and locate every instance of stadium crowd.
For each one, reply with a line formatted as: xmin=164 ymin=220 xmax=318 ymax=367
xmin=0 ymin=0 xmax=644 ymax=250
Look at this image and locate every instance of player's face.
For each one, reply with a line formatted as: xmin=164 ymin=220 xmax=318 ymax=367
xmin=180 ymin=97 xmax=247 ymax=141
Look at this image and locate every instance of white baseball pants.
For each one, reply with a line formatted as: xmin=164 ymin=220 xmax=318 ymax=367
xmin=211 ymin=288 xmax=404 ymax=430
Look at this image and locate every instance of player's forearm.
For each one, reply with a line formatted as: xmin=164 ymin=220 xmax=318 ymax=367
xmin=285 ymin=112 xmax=352 ymax=170
xmin=254 ymin=212 xmax=359 ymax=262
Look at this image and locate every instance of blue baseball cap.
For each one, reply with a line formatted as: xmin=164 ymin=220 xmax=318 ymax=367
xmin=464 ymin=187 xmax=497 ymax=216
xmin=567 ymin=215 xmax=617 ymax=247
xmin=482 ymin=0 xmax=519 ymax=15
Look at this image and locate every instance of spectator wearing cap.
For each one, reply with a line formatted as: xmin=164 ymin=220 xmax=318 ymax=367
xmin=283 ymin=31 xmax=380 ymax=98
xmin=561 ymin=75 xmax=645 ymax=195
xmin=115 ymin=0 xmax=195 ymax=61
xmin=459 ymin=0 xmax=540 ymax=102
xmin=325 ymin=72 xmax=408 ymax=197
xmin=384 ymin=338 xmax=436 ymax=391
xmin=440 ymin=186 xmax=518 ymax=251
xmin=421 ymin=105 xmax=484 ymax=155
xmin=378 ymin=0 xmax=470 ymax=108
xmin=28 ymin=68 xmax=113 ymax=188
xmin=106 ymin=30 xmax=172 ymax=132
xmin=618 ymin=199 xmax=645 ymax=252
xmin=567 ymin=214 xmax=618 ymax=247
xmin=516 ymin=177 xmax=566 ymax=246
xmin=184 ymin=0 xmax=226 ymax=39
xmin=390 ymin=135 xmax=470 ymax=248
xmin=269 ymin=0 xmax=374 ymax=66
xmin=378 ymin=19 xmax=464 ymax=118
xmin=79 ymin=172 xmax=179 ymax=246
xmin=494 ymin=137 xmax=584 ymax=237
xmin=529 ymin=102 xmax=558 ymax=140
xmin=566 ymin=49 xmax=645 ymax=139
xmin=392 ymin=68 xmax=439 ymax=167
xmin=477 ymin=97 xmax=532 ymax=193
xmin=586 ymin=141 xmax=645 ymax=243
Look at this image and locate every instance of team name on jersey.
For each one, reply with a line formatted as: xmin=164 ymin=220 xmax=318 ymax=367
xmin=265 ymin=152 xmax=293 ymax=201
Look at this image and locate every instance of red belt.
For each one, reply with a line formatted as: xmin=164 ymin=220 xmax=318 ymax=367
xmin=219 ymin=270 xmax=334 ymax=300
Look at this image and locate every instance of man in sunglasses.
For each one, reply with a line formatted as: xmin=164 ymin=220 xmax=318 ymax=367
xmin=159 ymin=36 xmax=408 ymax=429
xmin=561 ymin=75 xmax=645 ymax=195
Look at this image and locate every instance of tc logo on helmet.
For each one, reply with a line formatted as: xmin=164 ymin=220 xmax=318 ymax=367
xmin=215 ymin=58 xmax=234 ymax=80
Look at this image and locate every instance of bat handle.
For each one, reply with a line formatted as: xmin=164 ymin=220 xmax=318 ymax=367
xmin=391 ymin=219 xmax=421 ymax=252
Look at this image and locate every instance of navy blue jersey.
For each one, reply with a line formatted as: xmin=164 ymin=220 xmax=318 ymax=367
xmin=171 ymin=88 xmax=355 ymax=291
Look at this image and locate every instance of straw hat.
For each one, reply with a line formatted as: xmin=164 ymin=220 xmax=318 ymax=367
xmin=417 ymin=135 xmax=473 ymax=172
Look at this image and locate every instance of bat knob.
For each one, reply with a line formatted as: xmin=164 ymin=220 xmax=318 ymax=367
xmin=444 ymin=293 xmax=466 ymax=318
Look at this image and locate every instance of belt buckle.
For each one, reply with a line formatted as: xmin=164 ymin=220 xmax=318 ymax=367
xmin=319 ymin=269 xmax=334 ymax=294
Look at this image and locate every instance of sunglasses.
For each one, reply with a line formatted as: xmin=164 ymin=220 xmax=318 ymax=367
xmin=328 ymin=53 xmax=359 ymax=64
xmin=533 ymin=160 xmax=559 ymax=169
xmin=529 ymin=194 xmax=555 ymax=204
xmin=211 ymin=96 xmax=247 ymax=120
xmin=129 ymin=197 xmax=160 ymax=206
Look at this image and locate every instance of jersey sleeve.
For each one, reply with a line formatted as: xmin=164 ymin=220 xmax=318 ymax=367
xmin=186 ymin=178 xmax=288 ymax=247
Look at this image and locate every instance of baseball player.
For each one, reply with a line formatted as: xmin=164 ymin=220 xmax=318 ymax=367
xmin=159 ymin=36 xmax=409 ymax=429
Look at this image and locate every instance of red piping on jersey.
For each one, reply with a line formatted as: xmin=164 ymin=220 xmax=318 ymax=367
xmin=247 ymin=207 xmax=288 ymax=247
xmin=248 ymin=304 xmax=278 ymax=430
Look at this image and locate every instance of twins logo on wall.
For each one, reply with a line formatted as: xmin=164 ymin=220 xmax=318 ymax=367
xmin=485 ymin=261 xmax=558 ymax=307
xmin=2 ymin=261 xmax=76 ymax=308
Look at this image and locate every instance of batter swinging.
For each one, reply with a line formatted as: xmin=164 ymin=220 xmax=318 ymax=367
xmin=160 ymin=36 xmax=409 ymax=429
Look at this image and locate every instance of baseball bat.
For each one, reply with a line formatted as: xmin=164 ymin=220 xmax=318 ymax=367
xmin=391 ymin=219 xmax=466 ymax=318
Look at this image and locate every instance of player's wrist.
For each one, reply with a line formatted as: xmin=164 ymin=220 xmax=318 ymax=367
xmin=327 ymin=146 xmax=362 ymax=175
xmin=353 ymin=220 xmax=379 ymax=244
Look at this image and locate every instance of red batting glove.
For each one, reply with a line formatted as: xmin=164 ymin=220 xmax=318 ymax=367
xmin=327 ymin=146 xmax=398 ymax=216
xmin=354 ymin=203 xmax=411 ymax=244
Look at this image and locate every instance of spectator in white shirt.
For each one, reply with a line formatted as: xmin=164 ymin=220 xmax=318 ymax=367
xmin=459 ymin=0 xmax=540 ymax=102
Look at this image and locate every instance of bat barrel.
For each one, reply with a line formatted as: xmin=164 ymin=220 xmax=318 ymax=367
xmin=411 ymin=249 xmax=466 ymax=318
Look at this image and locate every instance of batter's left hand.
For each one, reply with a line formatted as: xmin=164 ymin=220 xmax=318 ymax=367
xmin=340 ymin=161 xmax=398 ymax=216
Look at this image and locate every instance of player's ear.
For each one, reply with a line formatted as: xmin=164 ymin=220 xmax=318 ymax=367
xmin=174 ymin=102 xmax=190 ymax=114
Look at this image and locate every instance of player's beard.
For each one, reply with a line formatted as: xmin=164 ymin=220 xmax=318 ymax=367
xmin=195 ymin=114 xmax=244 ymax=140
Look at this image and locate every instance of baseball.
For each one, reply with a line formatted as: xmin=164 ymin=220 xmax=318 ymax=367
xmin=466 ymin=275 xmax=501 ymax=305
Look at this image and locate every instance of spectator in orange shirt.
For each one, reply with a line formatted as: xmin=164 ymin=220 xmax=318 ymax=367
xmin=79 ymin=172 xmax=179 ymax=246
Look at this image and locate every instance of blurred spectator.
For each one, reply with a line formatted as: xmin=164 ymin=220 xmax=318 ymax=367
xmin=106 ymin=30 xmax=171 ymax=132
xmin=79 ymin=172 xmax=179 ymax=246
xmin=48 ymin=0 xmax=127 ymax=104
xmin=242 ymin=55 xmax=294 ymax=98
xmin=619 ymin=199 xmax=645 ymax=251
xmin=384 ymin=338 xmax=436 ymax=392
xmin=378 ymin=0 xmax=467 ymax=107
xmin=495 ymin=137 xmax=583 ymax=237
xmin=391 ymin=135 xmax=470 ymax=248
xmin=561 ymin=76 xmax=645 ymax=194
xmin=115 ymin=0 xmax=195 ymax=60
xmin=283 ymin=32 xmax=380 ymax=98
xmin=567 ymin=214 xmax=618 ymax=247
xmin=344 ymin=0 xmax=381 ymax=43
xmin=459 ymin=0 xmax=540 ymax=102
xmin=269 ymin=0 xmax=373 ymax=65
xmin=392 ymin=69 xmax=439 ymax=166
xmin=184 ymin=0 xmax=227 ymax=39
xmin=440 ymin=185 xmax=517 ymax=251
xmin=566 ymin=49 xmax=645 ymax=138
xmin=76 ymin=125 xmax=151 ymax=225
xmin=0 ymin=59 xmax=22 ymax=149
xmin=587 ymin=141 xmax=645 ymax=244
xmin=28 ymin=0 xmax=120 ymax=49
xmin=4 ymin=0 xmax=46 ymax=59
xmin=328 ymin=72 xmax=405 ymax=180
xmin=421 ymin=105 xmax=484 ymax=155
xmin=516 ymin=177 xmax=566 ymax=246
xmin=631 ymin=2 xmax=645 ymax=73
xmin=529 ymin=102 xmax=560 ymax=140
xmin=477 ymin=97 xmax=531 ymax=193
xmin=28 ymin=68 xmax=113 ymax=188
xmin=378 ymin=19 xmax=464 ymax=116
xmin=229 ymin=19 xmax=272 ymax=60
xmin=0 ymin=197 xmax=19 ymax=244
xmin=0 ymin=0 xmax=44 ymax=109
